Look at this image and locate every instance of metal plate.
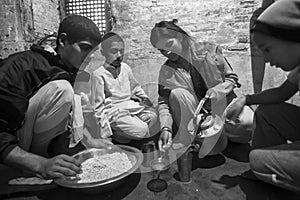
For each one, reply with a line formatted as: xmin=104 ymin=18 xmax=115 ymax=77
xmin=54 ymin=145 xmax=143 ymax=190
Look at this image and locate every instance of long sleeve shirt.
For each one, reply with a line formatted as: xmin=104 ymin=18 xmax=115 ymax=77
xmin=91 ymin=62 xmax=149 ymax=120
xmin=158 ymin=41 xmax=240 ymax=130
xmin=0 ymin=44 xmax=78 ymax=162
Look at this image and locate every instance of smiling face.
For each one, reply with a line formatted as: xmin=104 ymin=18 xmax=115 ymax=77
xmin=253 ymin=32 xmax=300 ymax=71
xmin=101 ymin=40 xmax=125 ymax=68
xmin=59 ymin=37 xmax=99 ymax=69
xmin=155 ymin=28 xmax=184 ymax=61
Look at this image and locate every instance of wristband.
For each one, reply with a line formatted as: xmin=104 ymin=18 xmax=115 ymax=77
xmin=161 ymin=127 xmax=173 ymax=134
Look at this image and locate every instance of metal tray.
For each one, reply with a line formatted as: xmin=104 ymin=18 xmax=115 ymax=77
xmin=54 ymin=145 xmax=143 ymax=193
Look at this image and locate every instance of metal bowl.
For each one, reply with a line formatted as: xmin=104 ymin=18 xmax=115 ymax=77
xmin=54 ymin=145 xmax=143 ymax=194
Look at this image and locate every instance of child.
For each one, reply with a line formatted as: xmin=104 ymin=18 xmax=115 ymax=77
xmin=91 ymin=32 xmax=157 ymax=143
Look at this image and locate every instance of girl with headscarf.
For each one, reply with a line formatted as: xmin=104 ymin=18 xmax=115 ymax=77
xmin=150 ymin=19 xmax=254 ymax=155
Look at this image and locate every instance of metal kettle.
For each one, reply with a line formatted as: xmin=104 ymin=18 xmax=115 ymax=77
xmin=189 ymin=97 xmax=224 ymax=140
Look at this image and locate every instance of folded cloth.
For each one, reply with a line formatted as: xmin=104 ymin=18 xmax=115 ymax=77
xmin=8 ymin=177 xmax=53 ymax=185
xmin=69 ymin=94 xmax=84 ymax=148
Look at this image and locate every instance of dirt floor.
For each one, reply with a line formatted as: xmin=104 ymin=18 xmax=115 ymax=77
xmin=0 ymin=141 xmax=299 ymax=200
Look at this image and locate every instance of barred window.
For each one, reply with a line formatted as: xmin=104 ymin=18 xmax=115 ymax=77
xmin=65 ymin=0 xmax=113 ymax=36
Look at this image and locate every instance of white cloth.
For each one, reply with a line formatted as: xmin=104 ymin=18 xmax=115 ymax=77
xmin=69 ymin=92 xmax=113 ymax=148
xmin=91 ymin=62 xmax=148 ymax=118
xmin=69 ymin=94 xmax=84 ymax=148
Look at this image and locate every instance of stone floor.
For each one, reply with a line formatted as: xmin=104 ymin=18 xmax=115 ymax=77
xmin=0 ymin=141 xmax=299 ymax=200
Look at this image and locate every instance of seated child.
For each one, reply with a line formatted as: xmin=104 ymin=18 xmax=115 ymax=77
xmin=91 ymin=32 xmax=158 ymax=143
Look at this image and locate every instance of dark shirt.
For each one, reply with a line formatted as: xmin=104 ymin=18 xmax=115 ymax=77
xmin=0 ymin=44 xmax=78 ymax=162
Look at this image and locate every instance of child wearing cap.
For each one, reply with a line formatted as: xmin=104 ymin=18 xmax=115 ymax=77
xmin=0 ymin=15 xmax=102 ymax=180
xmin=226 ymin=0 xmax=300 ymax=193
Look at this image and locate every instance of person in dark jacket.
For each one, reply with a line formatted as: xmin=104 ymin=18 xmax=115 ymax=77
xmin=0 ymin=15 xmax=101 ymax=180
xmin=226 ymin=0 xmax=300 ymax=192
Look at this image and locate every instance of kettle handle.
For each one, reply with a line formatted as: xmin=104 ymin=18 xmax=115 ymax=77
xmin=194 ymin=97 xmax=208 ymax=117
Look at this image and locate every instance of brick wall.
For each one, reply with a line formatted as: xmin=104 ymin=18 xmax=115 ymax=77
xmin=107 ymin=0 xmax=263 ymax=101
xmin=32 ymin=0 xmax=60 ymax=39
xmin=106 ymin=0 xmax=300 ymax=104
xmin=110 ymin=0 xmax=261 ymax=59
xmin=1 ymin=0 xmax=299 ymax=104
xmin=0 ymin=0 xmax=60 ymax=58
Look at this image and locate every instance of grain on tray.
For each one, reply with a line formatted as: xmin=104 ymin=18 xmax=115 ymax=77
xmin=78 ymin=152 xmax=132 ymax=183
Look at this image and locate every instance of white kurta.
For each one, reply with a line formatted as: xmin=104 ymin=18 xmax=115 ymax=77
xmin=91 ymin=62 xmax=156 ymax=141
xmin=91 ymin=62 xmax=148 ymax=116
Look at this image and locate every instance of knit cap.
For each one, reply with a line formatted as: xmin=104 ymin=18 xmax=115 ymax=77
xmin=251 ymin=0 xmax=300 ymax=42
xmin=56 ymin=15 xmax=101 ymax=46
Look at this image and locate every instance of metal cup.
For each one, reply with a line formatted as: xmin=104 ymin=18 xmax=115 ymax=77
xmin=141 ymin=142 xmax=156 ymax=167
xmin=177 ymin=150 xmax=193 ymax=183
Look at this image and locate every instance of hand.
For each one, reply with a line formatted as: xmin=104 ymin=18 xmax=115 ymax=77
xmin=141 ymin=97 xmax=153 ymax=107
xmin=39 ymin=154 xmax=82 ymax=180
xmin=205 ymin=88 xmax=218 ymax=100
xmin=158 ymin=130 xmax=172 ymax=151
xmin=80 ymin=92 xmax=92 ymax=110
xmin=205 ymin=85 xmax=227 ymax=101
xmin=138 ymin=112 xmax=152 ymax=124
xmin=225 ymin=95 xmax=246 ymax=123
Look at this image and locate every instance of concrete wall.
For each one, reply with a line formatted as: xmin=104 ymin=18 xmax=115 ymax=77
xmin=0 ymin=0 xmax=60 ymax=58
xmin=1 ymin=0 xmax=299 ymax=104
xmin=106 ymin=0 xmax=300 ymax=104
xmin=111 ymin=0 xmax=259 ymax=59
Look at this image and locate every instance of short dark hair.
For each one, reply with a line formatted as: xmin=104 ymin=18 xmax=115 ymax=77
xmin=56 ymin=15 xmax=101 ymax=47
xmin=101 ymin=32 xmax=124 ymax=51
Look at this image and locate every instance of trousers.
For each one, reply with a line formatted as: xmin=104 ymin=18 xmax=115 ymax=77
xmin=17 ymin=80 xmax=74 ymax=156
xmin=250 ymin=103 xmax=300 ymax=192
xmin=111 ymin=106 xmax=158 ymax=142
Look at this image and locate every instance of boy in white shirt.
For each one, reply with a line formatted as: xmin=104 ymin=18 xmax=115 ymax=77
xmin=91 ymin=32 xmax=157 ymax=143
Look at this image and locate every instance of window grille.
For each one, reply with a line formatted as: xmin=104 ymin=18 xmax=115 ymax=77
xmin=65 ymin=0 xmax=113 ymax=36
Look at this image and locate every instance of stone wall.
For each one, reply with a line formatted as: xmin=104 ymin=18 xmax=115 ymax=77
xmin=109 ymin=0 xmax=262 ymax=100
xmin=0 ymin=0 xmax=60 ymax=58
xmin=1 ymin=0 xmax=299 ymax=104
xmin=107 ymin=0 xmax=299 ymax=104
xmin=111 ymin=0 xmax=259 ymax=60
